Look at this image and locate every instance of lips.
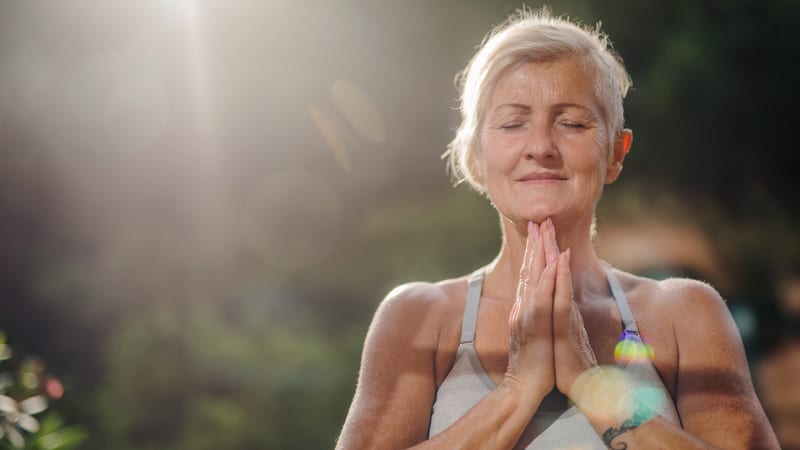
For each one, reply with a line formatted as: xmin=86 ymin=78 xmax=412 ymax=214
xmin=516 ymin=172 xmax=567 ymax=182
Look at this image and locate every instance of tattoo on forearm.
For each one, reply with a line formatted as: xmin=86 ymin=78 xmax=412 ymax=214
xmin=601 ymin=403 xmax=653 ymax=449
xmin=602 ymin=418 xmax=637 ymax=449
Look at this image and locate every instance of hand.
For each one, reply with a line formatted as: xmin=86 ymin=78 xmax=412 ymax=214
xmin=546 ymin=229 xmax=598 ymax=396
xmin=503 ymin=220 xmax=557 ymax=404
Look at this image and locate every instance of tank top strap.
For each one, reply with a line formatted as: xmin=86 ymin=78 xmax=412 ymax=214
xmin=460 ymin=270 xmax=485 ymax=344
xmin=604 ymin=265 xmax=639 ymax=333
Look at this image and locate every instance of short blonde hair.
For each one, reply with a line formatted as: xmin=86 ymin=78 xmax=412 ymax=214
xmin=445 ymin=7 xmax=632 ymax=193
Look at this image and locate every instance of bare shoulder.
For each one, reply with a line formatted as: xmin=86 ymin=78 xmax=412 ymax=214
xmin=381 ymin=276 xmax=466 ymax=313
xmin=336 ymin=275 xmax=471 ymax=449
xmin=611 ymin=269 xmax=725 ymax=320
xmin=373 ymin=276 xmax=468 ymax=334
xmin=611 ymin=270 xmax=779 ymax=448
xmin=609 ymin=270 xmax=732 ymax=369
xmin=613 ymin=270 xmax=743 ymax=363
xmin=656 ymin=276 xmax=724 ymax=304
xmin=358 ymin=274 xmax=473 ymax=380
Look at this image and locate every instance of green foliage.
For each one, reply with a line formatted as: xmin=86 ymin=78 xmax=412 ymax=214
xmin=32 ymin=415 xmax=89 ymax=450
xmin=94 ymin=300 xmax=355 ymax=450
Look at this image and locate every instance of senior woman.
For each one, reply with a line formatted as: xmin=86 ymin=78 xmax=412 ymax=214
xmin=337 ymin=9 xmax=778 ymax=450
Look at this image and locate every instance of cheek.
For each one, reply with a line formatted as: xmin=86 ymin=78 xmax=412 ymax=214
xmin=562 ymin=131 xmax=608 ymax=165
xmin=560 ymin=139 xmax=609 ymax=193
xmin=476 ymin=135 xmax=509 ymax=202
xmin=480 ymin=131 xmax=519 ymax=174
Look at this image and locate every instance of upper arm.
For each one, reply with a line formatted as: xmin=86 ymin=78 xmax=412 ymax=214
xmin=337 ymin=283 xmax=448 ymax=450
xmin=670 ymin=280 xmax=779 ymax=449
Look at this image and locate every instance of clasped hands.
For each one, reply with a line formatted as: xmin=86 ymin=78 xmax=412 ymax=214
xmin=504 ymin=218 xmax=599 ymax=405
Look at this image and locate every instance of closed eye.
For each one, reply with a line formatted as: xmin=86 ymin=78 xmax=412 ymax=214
xmin=499 ymin=122 xmax=524 ymax=130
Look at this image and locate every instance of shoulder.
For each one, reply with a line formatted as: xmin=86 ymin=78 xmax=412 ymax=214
xmin=653 ymin=277 xmax=731 ymax=333
xmin=606 ymin=270 xmax=779 ymax=447
xmin=377 ymin=277 xmax=466 ymax=321
xmin=655 ymin=277 xmax=724 ymax=305
xmin=367 ymin=276 xmax=469 ymax=343
xmin=611 ymin=271 xmax=736 ymax=359
xmin=616 ymin=272 xmax=743 ymax=367
xmin=613 ymin=269 xmax=726 ymax=320
xmin=338 ymin=276 xmax=473 ymax=449
xmin=382 ymin=278 xmax=462 ymax=312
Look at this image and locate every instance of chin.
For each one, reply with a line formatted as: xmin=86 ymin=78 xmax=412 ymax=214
xmin=492 ymin=197 xmax=566 ymax=225
xmin=524 ymin=206 xmax=562 ymax=222
xmin=502 ymin=209 xmax=559 ymax=226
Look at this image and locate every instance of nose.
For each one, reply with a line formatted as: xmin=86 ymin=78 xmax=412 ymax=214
xmin=523 ymin=122 xmax=559 ymax=162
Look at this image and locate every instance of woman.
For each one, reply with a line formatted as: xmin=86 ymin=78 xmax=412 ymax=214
xmin=337 ymin=9 xmax=778 ymax=449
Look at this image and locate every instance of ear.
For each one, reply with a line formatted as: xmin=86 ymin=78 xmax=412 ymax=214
xmin=605 ymin=128 xmax=632 ymax=184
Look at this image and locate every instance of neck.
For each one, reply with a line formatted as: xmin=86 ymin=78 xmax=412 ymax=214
xmin=483 ymin=213 xmax=610 ymax=303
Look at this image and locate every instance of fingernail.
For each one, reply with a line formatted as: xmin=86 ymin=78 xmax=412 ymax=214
xmin=546 ymin=217 xmax=553 ymax=228
xmin=548 ymin=253 xmax=557 ymax=265
xmin=528 ymin=221 xmax=534 ymax=235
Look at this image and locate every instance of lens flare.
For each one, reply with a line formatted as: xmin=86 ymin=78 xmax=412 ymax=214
xmin=614 ymin=330 xmax=654 ymax=364
xmin=570 ymin=366 xmax=666 ymax=425
xmin=331 ymin=79 xmax=386 ymax=144
xmin=307 ymin=105 xmax=351 ymax=172
xmin=570 ymin=366 xmax=632 ymax=422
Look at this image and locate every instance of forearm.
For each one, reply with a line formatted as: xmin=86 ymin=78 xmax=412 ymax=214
xmin=410 ymin=383 xmax=543 ymax=450
xmin=570 ymin=367 xmax=778 ymax=450
xmin=587 ymin=414 xmax=719 ymax=450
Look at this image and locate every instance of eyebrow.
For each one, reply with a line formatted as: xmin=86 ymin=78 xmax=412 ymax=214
xmin=492 ymin=102 xmax=595 ymax=115
xmin=493 ymin=103 xmax=532 ymax=113
xmin=551 ymin=102 xmax=595 ymax=114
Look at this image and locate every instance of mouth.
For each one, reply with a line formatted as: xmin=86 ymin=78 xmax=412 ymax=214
xmin=516 ymin=172 xmax=567 ymax=183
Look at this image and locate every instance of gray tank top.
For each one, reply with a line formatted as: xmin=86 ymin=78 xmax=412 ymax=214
xmin=428 ymin=267 xmax=681 ymax=448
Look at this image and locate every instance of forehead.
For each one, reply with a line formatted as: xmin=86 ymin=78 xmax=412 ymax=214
xmin=488 ymin=57 xmax=598 ymax=111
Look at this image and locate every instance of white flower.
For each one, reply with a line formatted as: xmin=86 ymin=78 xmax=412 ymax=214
xmin=0 ymin=394 xmax=48 ymax=448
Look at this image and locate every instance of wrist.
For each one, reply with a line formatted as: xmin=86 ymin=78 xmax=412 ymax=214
xmin=499 ymin=374 xmax=549 ymax=410
xmin=568 ymin=366 xmax=663 ymax=427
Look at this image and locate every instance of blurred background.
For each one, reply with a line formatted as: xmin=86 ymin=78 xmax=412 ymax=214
xmin=0 ymin=0 xmax=798 ymax=448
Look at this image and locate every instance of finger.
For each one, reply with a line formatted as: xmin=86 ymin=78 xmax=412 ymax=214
xmin=508 ymin=297 xmax=521 ymax=344
xmin=553 ymin=249 xmax=577 ymax=339
xmin=516 ymin=221 xmax=538 ymax=300
xmin=530 ymin=259 xmax=557 ymax=329
xmin=530 ymin=222 xmax=546 ymax=285
xmin=553 ymin=249 xmax=574 ymax=335
xmin=521 ymin=221 xmax=537 ymax=275
xmin=573 ymin=305 xmax=598 ymax=366
xmin=542 ymin=218 xmax=560 ymax=268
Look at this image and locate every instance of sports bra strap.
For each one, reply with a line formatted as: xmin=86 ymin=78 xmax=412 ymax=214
xmin=460 ymin=270 xmax=485 ymax=344
xmin=605 ymin=266 xmax=639 ymax=333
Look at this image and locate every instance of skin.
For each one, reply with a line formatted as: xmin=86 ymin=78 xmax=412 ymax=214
xmin=336 ymin=57 xmax=779 ymax=449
